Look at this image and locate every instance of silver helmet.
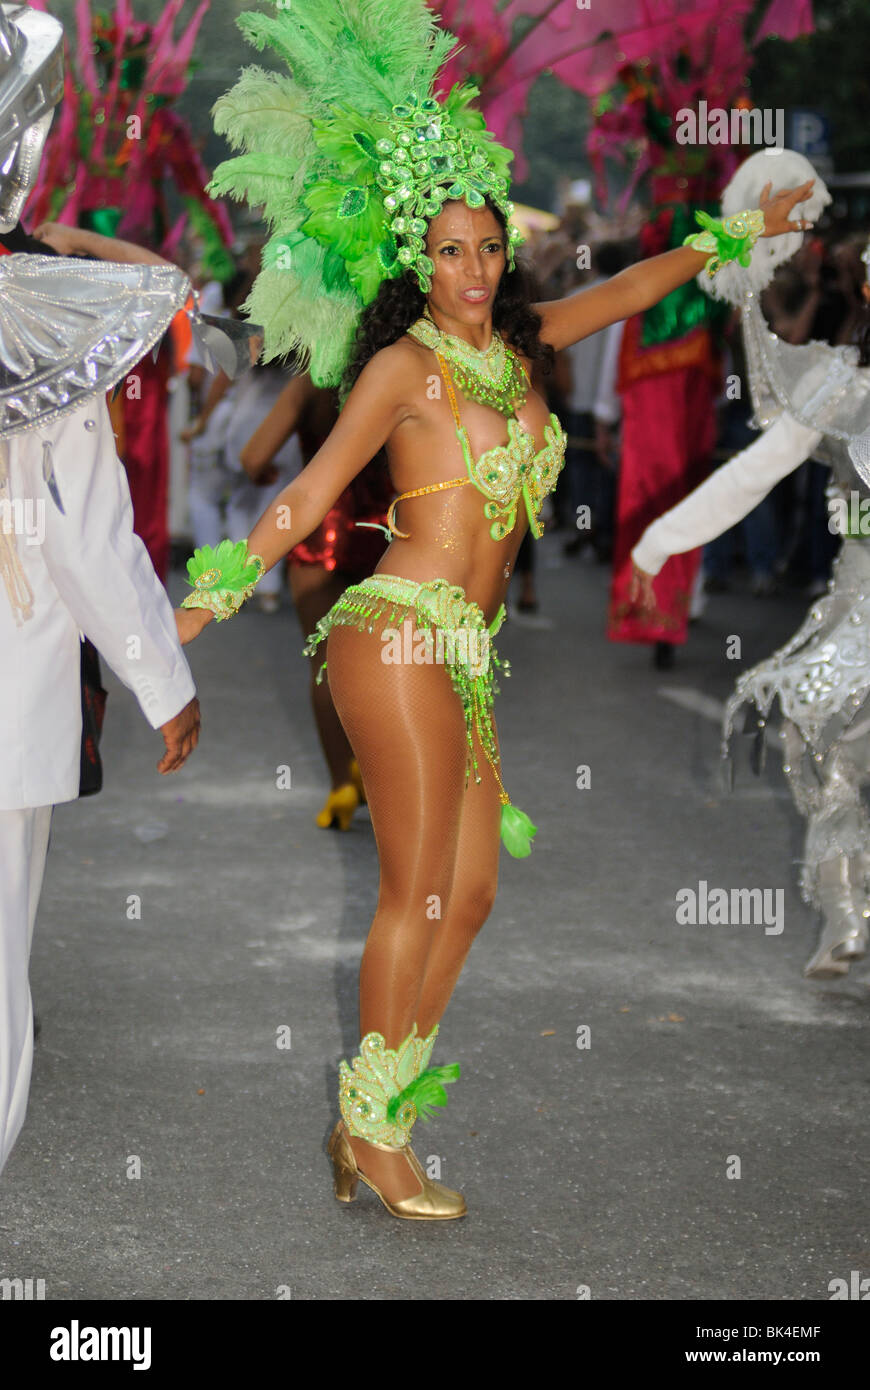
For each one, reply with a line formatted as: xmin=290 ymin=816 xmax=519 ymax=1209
xmin=0 ymin=4 xmax=64 ymax=233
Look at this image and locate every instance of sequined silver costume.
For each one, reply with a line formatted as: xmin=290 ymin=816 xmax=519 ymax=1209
xmin=634 ymin=147 xmax=870 ymax=978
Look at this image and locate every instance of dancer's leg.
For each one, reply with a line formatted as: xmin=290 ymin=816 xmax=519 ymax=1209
xmin=415 ymin=725 xmax=501 ymax=1036
xmin=798 ymin=732 xmax=870 ymax=977
xmin=290 ymin=565 xmax=358 ymax=788
xmin=324 ymin=617 xmax=468 ymax=1198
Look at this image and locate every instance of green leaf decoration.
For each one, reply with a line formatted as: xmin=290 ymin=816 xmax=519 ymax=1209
xmin=339 ymin=186 xmax=369 ymax=218
xmin=377 ymin=234 xmax=399 ymax=270
xmin=352 ymin=131 xmax=378 ymax=158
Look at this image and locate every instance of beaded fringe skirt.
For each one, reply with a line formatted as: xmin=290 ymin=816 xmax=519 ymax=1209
xmin=303 ymin=573 xmax=509 ymax=793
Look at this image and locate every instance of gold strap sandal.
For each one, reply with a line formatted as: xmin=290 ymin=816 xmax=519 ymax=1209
xmin=327 ymin=1122 xmax=466 ymax=1220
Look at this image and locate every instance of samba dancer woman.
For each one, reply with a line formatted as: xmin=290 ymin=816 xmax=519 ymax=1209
xmin=176 ymin=0 xmax=812 ymax=1219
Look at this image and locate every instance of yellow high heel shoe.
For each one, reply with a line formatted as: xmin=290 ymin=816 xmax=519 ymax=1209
xmin=315 ymin=782 xmax=360 ymax=830
xmin=327 ymin=1121 xmax=466 ymax=1220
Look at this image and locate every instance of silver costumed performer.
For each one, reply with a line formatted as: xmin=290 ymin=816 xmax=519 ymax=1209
xmin=633 ymin=147 xmax=870 ymax=980
xmin=0 ymin=3 xmax=253 ymax=1174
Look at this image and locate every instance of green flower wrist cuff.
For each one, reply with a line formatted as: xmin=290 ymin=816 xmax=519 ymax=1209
xmin=181 ymin=540 xmax=266 ymax=621
xmin=683 ymin=207 xmax=765 ymax=277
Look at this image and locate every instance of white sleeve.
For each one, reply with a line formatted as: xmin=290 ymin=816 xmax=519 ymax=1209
xmin=631 ymin=413 xmax=823 ymax=576
xmin=36 ymin=401 xmax=196 ymax=728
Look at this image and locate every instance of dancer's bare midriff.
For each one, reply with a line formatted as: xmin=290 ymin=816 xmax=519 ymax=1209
xmin=370 ymin=337 xmax=551 ymax=623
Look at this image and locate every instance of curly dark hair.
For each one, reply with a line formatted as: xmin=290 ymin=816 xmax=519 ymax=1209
xmin=339 ymin=197 xmax=554 ymax=401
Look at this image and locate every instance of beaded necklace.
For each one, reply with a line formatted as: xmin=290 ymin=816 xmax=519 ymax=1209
xmin=407 ymin=308 xmax=528 ymax=417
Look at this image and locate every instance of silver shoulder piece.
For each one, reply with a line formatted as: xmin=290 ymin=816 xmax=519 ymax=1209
xmin=0 ymin=254 xmax=194 ymax=436
xmin=0 ymin=5 xmax=64 ymax=232
xmin=0 ymin=254 xmax=261 ymax=438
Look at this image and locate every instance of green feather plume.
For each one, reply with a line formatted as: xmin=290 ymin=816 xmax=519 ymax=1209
xmin=386 ymin=1064 xmax=461 ymax=1124
xmin=185 ymin=540 xmax=262 ymax=592
xmin=206 ymin=0 xmax=514 ymax=386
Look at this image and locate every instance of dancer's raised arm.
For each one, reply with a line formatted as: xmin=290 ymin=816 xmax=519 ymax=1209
xmin=534 ymin=181 xmax=816 ymax=351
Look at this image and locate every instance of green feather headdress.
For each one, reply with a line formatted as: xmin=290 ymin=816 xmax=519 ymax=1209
xmin=207 ymin=0 xmax=521 ymax=387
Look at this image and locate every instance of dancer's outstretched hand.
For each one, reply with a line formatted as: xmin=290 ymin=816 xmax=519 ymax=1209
xmin=758 ymin=180 xmax=816 ymax=237
xmin=175 ymin=606 xmax=213 ymax=646
xmin=629 ymin=560 xmax=657 ymax=616
xmin=158 ymin=697 xmax=200 ymax=773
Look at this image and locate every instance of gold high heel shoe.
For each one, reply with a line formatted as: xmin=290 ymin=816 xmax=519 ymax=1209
xmin=327 ymin=1121 xmax=466 ymax=1220
xmin=315 ymin=782 xmax=360 ymax=830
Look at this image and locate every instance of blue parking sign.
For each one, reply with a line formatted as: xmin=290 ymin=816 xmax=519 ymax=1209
xmin=789 ymin=110 xmax=830 ymax=157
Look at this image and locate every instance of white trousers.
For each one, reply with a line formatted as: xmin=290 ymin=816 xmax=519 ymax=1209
xmin=0 ymin=806 xmax=52 ymax=1176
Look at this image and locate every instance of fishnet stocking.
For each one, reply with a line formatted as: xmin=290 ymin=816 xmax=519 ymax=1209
xmin=290 ymin=566 xmax=358 ymax=787
xmin=324 ymin=609 xmax=501 ymax=1199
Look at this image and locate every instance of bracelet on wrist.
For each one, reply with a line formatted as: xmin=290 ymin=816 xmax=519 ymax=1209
xmin=181 ymin=539 xmax=266 ymax=621
xmin=683 ymin=208 xmax=765 ymax=278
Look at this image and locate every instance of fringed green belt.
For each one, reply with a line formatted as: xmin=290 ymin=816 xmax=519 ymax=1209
xmin=303 ymin=573 xmax=537 ymax=856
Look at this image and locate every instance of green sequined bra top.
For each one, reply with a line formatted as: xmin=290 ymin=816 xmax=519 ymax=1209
xmin=386 ymin=316 xmax=567 ymax=543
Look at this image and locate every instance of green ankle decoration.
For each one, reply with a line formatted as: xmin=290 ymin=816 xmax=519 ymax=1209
xmin=386 ymin=1064 xmax=461 ymax=1124
xmin=181 ymin=539 xmax=265 ymax=621
xmin=339 ymin=1023 xmax=460 ymax=1147
xmin=683 ymin=207 xmax=764 ymax=278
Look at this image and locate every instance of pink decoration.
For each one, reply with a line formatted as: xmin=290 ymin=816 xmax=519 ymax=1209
xmin=755 ymin=0 xmax=814 ymax=42
xmin=435 ymin=1 xmax=813 ymax=194
xmin=24 ymin=1 xmax=232 ymax=257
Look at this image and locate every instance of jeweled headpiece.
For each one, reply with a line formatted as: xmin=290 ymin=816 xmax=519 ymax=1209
xmin=0 ymin=3 xmax=63 ymax=232
xmin=208 ymin=0 xmax=522 ymax=387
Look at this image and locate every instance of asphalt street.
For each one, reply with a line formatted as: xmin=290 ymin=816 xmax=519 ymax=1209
xmin=2 ymin=537 xmax=868 ymax=1301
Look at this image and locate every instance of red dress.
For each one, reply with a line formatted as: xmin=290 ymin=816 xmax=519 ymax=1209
xmin=118 ymin=345 xmax=172 ymax=583
xmin=607 ymin=172 xmax=724 ymax=646
xmin=608 ymin=315 xmax=719 ymax=644
xmin=289 ymin=409 xmax=393 ymax=576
